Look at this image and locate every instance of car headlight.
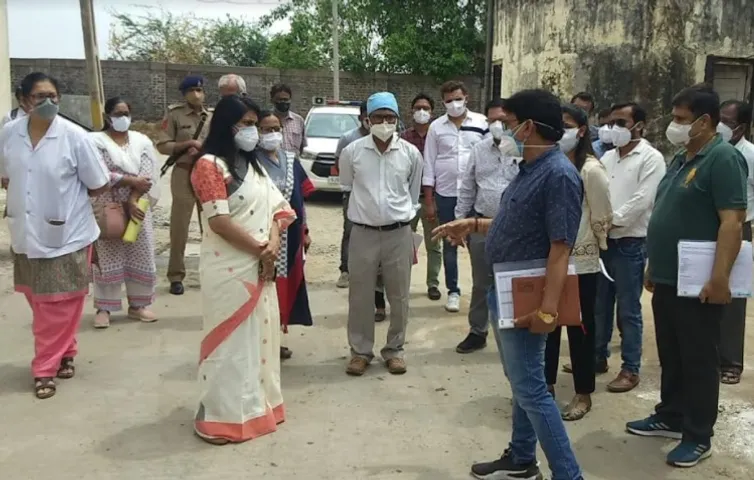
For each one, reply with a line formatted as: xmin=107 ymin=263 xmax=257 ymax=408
xmin=300 ymin=151 xmax=316 ymax=161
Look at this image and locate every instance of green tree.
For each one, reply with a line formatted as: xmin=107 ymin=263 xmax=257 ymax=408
xmin=108 ymin=9 xmax=269 ymax=67
xmin=108 ymin=10 xmax=213 ymax=64
xmin=261 ymin=0 xmax=485 ymax=78
xmin=206 ymin=15 xmax=269 ymax=67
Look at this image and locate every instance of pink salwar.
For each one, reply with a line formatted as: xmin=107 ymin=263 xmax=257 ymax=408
xmin=14 ymin=246 xmax=92 ymax=378
xmin=29 ymin=295 xmax=85 ymax=378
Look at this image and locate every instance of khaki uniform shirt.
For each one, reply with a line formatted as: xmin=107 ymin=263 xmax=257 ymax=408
xmin=156 ymin=103 xmax=212 ymax=166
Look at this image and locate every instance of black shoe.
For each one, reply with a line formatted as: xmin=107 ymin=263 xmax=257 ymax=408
xmin=427 ymin=286 xmax=442 ymax=301
xmin=456 ymin=332 xmax=487 ymax=354
xmin=595 ymin=357 xmax=609 ymax=374
xmin=170 ymin=281 xmax=184 ymax=295
xmin=280 ymin=346 xmax=293 ymax=360
xmin=471 ymin=449 xmax=541 ymax=479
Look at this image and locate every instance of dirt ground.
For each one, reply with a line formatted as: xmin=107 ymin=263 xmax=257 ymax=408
xmin=0 ymin=171 xmax=753 ymax=480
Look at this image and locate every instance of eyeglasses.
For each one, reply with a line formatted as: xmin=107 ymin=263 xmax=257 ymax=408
xmin=259 ymin=126 xmax=282 ymax=133
xmin=370 ymin=114 xmax=398 ymax=124
xmin=30 ymin=93 xmax=58 ymax=102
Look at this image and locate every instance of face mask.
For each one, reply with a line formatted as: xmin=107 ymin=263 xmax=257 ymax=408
xmin=413 ymin=109 xmax=431 ymax=125
xmin=611 ymin=126 xmax=633 ymax=148
xmin=497 ymin=135 xmax=520 ymax=157
xmin=445 ymin=99 xmax=466 ymax=117
xmin=558 ymin=128 xmax=580 ymax=153
xmin=33 ymin=98 xmax=59 ymax=121
xmin=186 ymin=91 xmax=204 ymax=106
xmin=274 ymin=102 xmax=291 ymax=114
xmin=259 ymin=132 xmax=283 ymax=151
xmin=234 ymin=126 xmax=259 ymax=152
xmin=110 ymin=116 xmax=131 ymax=133
xmin=598 ymin=125 xmax=613 ymax=145
xmin=717 ymin=123 xmax=734 ymax=143
xmin=665 ymin=121 xmax=694 ymax=146
xmin=489 ymin=120 xmax=505 ymax=140
xmin=371 ymin=122 xmax=396 ymax=142
xmin=507 ymin=123 xmax=528 ymax=156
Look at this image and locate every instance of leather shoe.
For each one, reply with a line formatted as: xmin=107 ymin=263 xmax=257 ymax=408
xmin=170 ymin=281 xmax=184 ymax=295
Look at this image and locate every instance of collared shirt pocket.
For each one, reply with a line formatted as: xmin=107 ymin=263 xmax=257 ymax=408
xmin=38 ymin=218 xmax=68 ymax=248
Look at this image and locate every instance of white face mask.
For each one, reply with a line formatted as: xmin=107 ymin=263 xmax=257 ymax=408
xmin=717 ymin=123 xmax=734 ymax=143
xmin=489 ymin=120 xmax=505 ymax=140
xmin=665 ymin=121 xmax=693 ymax=146
xmin=371 ymin=122 xmax=396 ymax=142
xmin=497 ymin=135 xmax=520 ymax=157
xmin=598 ymin=125 xmax=613 ymax=144
xmin=234 ymin=126 xmax=259 ymax=152
xmin=611 ymin=126 xmax=633 ymax=148
xmin=413 ymin=109 xmax=431 ymax=125
xmin=445 ymin=99 xmax=466 ymax=117
xmin=259 ymin=131 xmax=283 ymax=151
xmin=558 ymin=128 xmax=580 ymax=153
xmin=110 ymin=116 xmax=131 ymax=133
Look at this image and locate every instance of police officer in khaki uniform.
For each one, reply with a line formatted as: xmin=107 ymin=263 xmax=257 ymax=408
xmin=156 ymin=75 xmax=212 ymax=295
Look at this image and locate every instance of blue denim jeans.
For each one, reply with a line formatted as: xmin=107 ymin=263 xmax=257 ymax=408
xmin=594 ymin=237 xmax=646 ymax=374
xmin=434 ymin=193 xmax=460 ymax=295
xmin=488 ymin=289 xmax=583 ymax=480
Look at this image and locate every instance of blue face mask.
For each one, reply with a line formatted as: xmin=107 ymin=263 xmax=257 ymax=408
xmin=506 ymin=124 xmax=526 ymax=156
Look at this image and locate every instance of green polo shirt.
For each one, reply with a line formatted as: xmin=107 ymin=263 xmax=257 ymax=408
xmin=646 ymin=135 xmax=748 ymax=286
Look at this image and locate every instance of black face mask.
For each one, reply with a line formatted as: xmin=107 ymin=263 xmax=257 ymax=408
xmin=274 ymin=101 xmax=291 ymax=113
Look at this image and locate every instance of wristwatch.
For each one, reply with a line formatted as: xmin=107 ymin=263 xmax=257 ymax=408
xmin=536 ymin=309 xmax=558 ymax=324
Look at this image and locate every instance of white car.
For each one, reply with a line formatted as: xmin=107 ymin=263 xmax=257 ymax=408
xmin=300 ymin=103 xmax=361 ymax=192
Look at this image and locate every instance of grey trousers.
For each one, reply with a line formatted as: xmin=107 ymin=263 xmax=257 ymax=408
xmin=348 ymin=224 xmax=413 ymax=361
xmin=468 ymin=232 xmax=492 ymax=336
xmin=719 ymin=221 xmax=751 ymax=372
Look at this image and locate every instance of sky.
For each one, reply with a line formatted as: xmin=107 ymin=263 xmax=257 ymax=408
xmin=7 ymin=0 xmax=288 ymax=59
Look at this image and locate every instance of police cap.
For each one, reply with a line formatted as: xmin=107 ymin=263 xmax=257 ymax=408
xmin=179 ymin=75 xmax=205 ymax=93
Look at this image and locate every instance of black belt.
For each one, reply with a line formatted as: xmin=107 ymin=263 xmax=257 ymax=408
xmin=353 ymin=221 xmax=410 ymax=231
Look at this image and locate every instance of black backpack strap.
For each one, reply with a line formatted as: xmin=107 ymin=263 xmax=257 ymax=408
xmin=10 ymin=108 xmax=18 ymax=120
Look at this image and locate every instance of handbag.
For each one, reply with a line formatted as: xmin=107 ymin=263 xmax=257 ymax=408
xmin=93 ymin=202 xmax=128 ymax=239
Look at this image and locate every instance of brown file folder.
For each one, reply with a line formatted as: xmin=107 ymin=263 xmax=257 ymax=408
xmin=511 ymin=275 xmax=581 ymax=327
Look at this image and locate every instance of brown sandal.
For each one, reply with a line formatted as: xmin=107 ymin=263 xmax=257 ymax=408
xmin=57 ymin=357 xmax=75 ymax=379
xmin=194 ymin=430 xmax=230 ymax=445
xmin=721 ymin=368 xmax=742 ymax=385
xmin=561 ymin=394 xmax=592 ymax=421
xmin=34 ymin=377 xmax=56 ymax=399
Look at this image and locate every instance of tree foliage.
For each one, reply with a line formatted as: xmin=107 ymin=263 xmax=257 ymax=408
xmin=108 ymin=9 xmax=268 ymax=66
xmin=261 ymin=0 xmax=486 ymax=78
xmin=108 ymin=1 xmax=486 ymax=77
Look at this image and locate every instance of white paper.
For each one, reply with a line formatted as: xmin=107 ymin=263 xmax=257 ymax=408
xmin=677 ymin=240 xmax=753 ymax=298
xmin=599 ymin=258 xmax=614 ymax=283
xmin=493 ymin=263 xmax=577 ymax=330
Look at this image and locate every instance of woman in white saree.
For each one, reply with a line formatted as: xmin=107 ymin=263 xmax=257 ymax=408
xmin=90 ymin=97 xmax=160 ymax=328
xmin=189 ymin=95 xmax=295 ymax=445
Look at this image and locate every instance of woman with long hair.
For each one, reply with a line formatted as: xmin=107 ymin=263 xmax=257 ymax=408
xmin=543 ymin=103 xmax=612 ymax=421
xmin=189 ymin=95 xmax=296 ymax=445
xmin=254 ymin=109 xmax=314 ymax=360
xmin=90 ymin=97 xmax=160 ymax=328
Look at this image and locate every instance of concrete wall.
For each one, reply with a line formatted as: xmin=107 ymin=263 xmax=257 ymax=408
xmin=492 ymin=0 xmax=754 ymax=141
xmin=9 ymin=59 xmax=482 ymax=122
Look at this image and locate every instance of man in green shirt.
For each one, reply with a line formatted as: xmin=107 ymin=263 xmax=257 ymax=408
xmin=626 ymin=84 xmax=748 ymax=468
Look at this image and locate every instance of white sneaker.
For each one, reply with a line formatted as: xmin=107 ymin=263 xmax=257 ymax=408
xmin=336 ymin=272 xmax=350 ymax=288
xmin=445 ymin=293 xmax=461 ymax=312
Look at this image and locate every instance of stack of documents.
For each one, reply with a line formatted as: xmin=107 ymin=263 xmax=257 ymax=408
xmin=677 ymin=240 xmax=753 ymax=298
xmin=492 ymin=259 xmax=577 ymax=330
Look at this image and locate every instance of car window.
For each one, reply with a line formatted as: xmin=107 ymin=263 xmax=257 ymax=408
xmin=305 ymin=112 xmax=359 ymax=139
